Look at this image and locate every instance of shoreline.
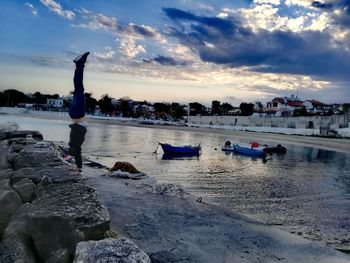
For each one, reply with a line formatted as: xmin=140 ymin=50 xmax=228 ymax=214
xmin=2 ymin=112 xmax=350 ymax=154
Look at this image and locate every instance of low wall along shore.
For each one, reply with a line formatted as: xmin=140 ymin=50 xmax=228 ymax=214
xmin=188 ymin=114 xmax=349 ymax=130
xmin=1 ymin=107 xmax=350 ymax=138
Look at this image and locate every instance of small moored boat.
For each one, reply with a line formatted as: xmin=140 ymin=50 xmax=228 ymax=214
xmin=233 ymin=143 xmax=266 ymax=157
xmin=159 ymin=143 xmax=201 ymax=156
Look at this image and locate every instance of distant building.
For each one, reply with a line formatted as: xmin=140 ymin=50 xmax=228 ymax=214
xmin=303 ymin=99 xmax=328 ymax=114
xmin=266 ymin=95 xmax=303 ymax=116
xmin=47 ymin=98 xmax=64 ymax=108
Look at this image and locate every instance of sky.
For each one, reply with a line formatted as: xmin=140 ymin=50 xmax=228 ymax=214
xmin=0 ymin=0 xmax=349 ymax=105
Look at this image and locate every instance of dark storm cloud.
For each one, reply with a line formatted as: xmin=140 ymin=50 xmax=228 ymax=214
xmin=143 ymin=55 xmax=188 ymax=66
xmin=163 ymin=8 xmax=350 ymax=80
xmin=311 ymin=1 xmax=333 ymax=9
xmin=127 ymin=24 xmax=158 ymax=38
xmin=311 ymin=0 xmax=350 ymax=26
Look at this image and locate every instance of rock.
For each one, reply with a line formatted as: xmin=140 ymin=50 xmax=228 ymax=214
xmin=26 ymin=216 xmax=85 ymax=261
xmin=73 ymin=238 xmax=151 ymax=263
xmin=0 ymin=143 xmax=11 ymax=170
xmin=0 ymin=123 xmax=19 ymax=140
xmin=11 ymin=167 xmax=38 ymax=184
xmin=0 ymin=169 xmax=13 ymax=181
xmin=0 ymin=231 xmax=37 ymax=263
xmin=10 ymin=145 xmax=64 ymax=170
xmin=0 ymin=189 xmax=22 ymax=239
xmin=12 ymin=178 xmax=37 ymax=203
xmin=12 ymin=165 xmax=80 ymax=185
xmin=3 ymin=130 xmax=43 ymax=141
xmin=46 ymin=249 xmax=70 ymax=263
xmin=1 ymin=180 xmax=110 ymax=262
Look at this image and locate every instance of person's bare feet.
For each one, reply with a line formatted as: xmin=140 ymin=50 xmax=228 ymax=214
xmin=73 ymin=52 xmax=90 ymax=64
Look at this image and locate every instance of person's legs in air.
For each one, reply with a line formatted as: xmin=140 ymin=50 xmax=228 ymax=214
xmin=68 ymin=52 xmax=89 ymax=170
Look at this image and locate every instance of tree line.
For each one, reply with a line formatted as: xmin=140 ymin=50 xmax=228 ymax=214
xmin=0 ymin=89 xmax=286 ymax=119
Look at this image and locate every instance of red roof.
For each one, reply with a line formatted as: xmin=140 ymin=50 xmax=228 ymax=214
xmin=306 ymin=99 xmax=326 ymax=106
xmin=287 ymin=100 xmax=304 ymax=107
xmin=272 ymin=97 xmax=284 ymax=104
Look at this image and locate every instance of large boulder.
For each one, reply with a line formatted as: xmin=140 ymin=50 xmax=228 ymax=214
xmin=3 ymin=130 xmax=43 ymax=141
xmin=0 ymin=170 xmax=22 ymax=238
xmin=1 ymin=180 xmax=110 ymax=262
xmin=12 ymin=165 xmax=82 ymax=185
xmin=0 ymin=189 xmax=22 ymax=239
xmin=0 ymin=123 xmax=19 ymax=140
xmin=0 ymin=231 xmax=37 ymax=263
xmin=12 ymin=178 xmax=37 ymax=203
xmin=10 ymin=144 xmax=64 ymax=170
xmin=73 ymin=238 xmax=151 ymax=263
xmin=0 ymin=141 xmax=11 ymax=170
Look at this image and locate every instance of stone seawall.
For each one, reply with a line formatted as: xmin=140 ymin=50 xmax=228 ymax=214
xmin=188 ymin=115 xmax=349 ymax=130
xmin=0 ymin=124 xmax=150 ymax=263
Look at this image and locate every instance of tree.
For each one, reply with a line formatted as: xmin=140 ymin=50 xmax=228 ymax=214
xmin=120 ymin=98 xmax=133 ymax=117
xmin=85 ymin=92 xmax=97 ymax=114
xmin=1 ymin=89 xmax=29 ymax=106
xmin=189 ymin=102 xmax=208 ymax=116
xmin=170 ymin=103 xmax=187 ymax=120
xmin=239 ymin=103 xmax=255 ymax=116
xmin=153 ymin=103 xmax=171 ymax=114
xmin=211 ymin=100 xmax=221 ymax=115
xmin=97 ymin=94 xmax=113 ymax=114
xmin=221 ymin=102 xmax=234 ymax=115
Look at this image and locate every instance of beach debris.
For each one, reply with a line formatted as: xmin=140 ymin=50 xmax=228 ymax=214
xmin=110 ymin=161 xmax=140 ymax=174
xmin=101 ymin=161 xmax=147 ymax=180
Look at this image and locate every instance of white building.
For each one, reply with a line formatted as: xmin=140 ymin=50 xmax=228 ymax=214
xmin=47 ymin=98 xmax=64 ymax=108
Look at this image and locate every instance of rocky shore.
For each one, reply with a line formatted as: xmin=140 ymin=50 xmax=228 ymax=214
xmin=1 ymin=123 xmax=350 ymax=263
xmin=0 ymin=123 xmax=150 ymax=262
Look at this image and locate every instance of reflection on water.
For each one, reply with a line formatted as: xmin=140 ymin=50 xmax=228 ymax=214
xmin=1 ymin=115 xmax=350 ymax=249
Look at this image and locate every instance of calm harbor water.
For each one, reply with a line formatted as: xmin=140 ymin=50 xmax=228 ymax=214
xmin=1 ymin=115 xmax=350 ymax=250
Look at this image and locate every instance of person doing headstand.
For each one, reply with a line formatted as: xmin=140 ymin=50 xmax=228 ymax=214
xmin=68 ymin=52 xmax=89 ymax=170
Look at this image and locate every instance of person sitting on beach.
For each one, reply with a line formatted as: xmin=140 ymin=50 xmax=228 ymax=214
xmin=68 ymin=52 xmax=89 ymax=170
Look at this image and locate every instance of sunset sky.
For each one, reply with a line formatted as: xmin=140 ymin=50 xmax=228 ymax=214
xmin=0 ymin=0 xmax=349 ymax=105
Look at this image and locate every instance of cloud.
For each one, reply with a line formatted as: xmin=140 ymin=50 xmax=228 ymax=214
xmin=40 ymin=0 xmax=75 ymax=20
xmin=163 ymin=7 xmax=350 ymax=80
xmin=253 ymin=0 xmax=281 ymax=5
xmin=311 ymin=1 xmax=333 ymax=8
xmin=306 ymin=1 xmax=350 ymax=26
xmin=25 ymin=3 xmax=38 ymax=16
xmin=126 ymin=24 xmax=161 ymax=39
xmin=143 ymin=55 xmax=188 ymax=66
xmin=74 ymin=8 xmax=161 ymax=40
xmin=119 ymin=38 xmax=146 ymax=58
xmin=75 ymin=8 xmax=118 ymax=31
xmin=93 ymin=50 xmax=116 ymax=61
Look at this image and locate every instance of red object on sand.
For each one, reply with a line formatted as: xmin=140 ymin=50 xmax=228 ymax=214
xmin=250 ymin=141 xmax=260 ymax=148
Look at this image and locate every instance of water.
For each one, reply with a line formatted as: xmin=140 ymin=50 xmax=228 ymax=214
xmin=1 ymin=115 xmax=350 ymax=250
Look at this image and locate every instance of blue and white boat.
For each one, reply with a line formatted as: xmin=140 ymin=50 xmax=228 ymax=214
xmin=233 ymin=143 xmax=266 ymax=157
